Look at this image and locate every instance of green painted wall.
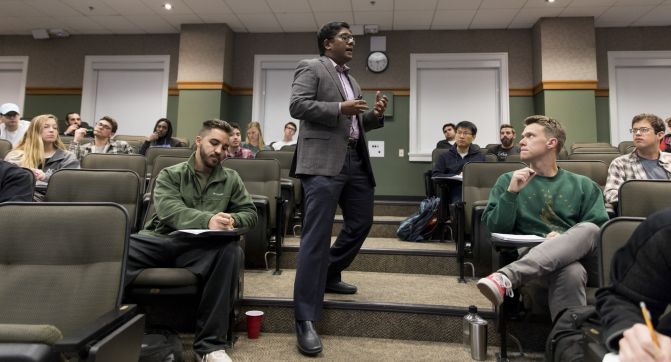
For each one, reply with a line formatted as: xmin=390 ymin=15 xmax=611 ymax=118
xmin=224 ymin=95 xmax=253 ymax=133
xmin=595 ymin=96 xmax=610 ymax=143
xmin=24 ymin=95 xmax=82 ymax=126
xmin=509 ymin=96 xmax=535 ymax=132
xmin=536 ymin=90 xmax=598 ymax=147
xmin=176 ymin=90 xmax=223 ymax=140
xmin=167 ymin=95 xmax=179 ymax=128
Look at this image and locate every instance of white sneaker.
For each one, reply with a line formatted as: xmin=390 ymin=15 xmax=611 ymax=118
xmin=201 ymin=349 xmax=232 ymax=362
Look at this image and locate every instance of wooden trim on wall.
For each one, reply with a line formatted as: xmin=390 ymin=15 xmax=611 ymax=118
xmin=510 ymin=88 xmax=533 ymax=96
xmin=168 ymin=87 xmax=178 ymax=96
xmin=533 ymin=80 xmax=598 ymax=95
xmin=595 ymin=89 xmax=609 ymax=97
xmin=26 ymin=87 xmax=82 ymax=95
xmin=177 ymin=81 xmax=252 ymax=96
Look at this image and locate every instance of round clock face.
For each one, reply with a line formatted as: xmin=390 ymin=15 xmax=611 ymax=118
xmin=367 ymin=51 xmax=388 ymax=73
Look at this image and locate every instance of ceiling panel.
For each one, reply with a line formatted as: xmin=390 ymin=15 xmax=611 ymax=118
xmin=480 ymin=0 xmax=526 ymax=9
xmin=394 ymin=0 xmax=438 ymax=11
xmin=25 ymin=0 xmax=81 ymax=17
xmin=437 ymin=0 xmax=481 ymax=10
xmin=198 ymin=12 xmax=246 ymax=31
xmin=510 ymin=7 xmax=563 ymax=28
xmin=308 ymin=0 xmax=350 ymax=12
xmin=313 ymin=12 xmax=355 ymax=27
xmin=353 ymin=11 xmax=394 ymax=30
xmin=267 ymin=0 xmax=311 ymax=13
xmin=569 ymin=0 xmax=616 ymax=5
xmin=125 ymin=15 xmax=178 ymax=33
xmin=0 ymin=0 xmax=48 ymax=16
xmin=91 ymin=15 xmax=145 ymax=33
xmin=56 ymin=16 xmax=111 ymax=33
xmin=431 ymin=9 xmax=475 ymax=29
xmin=524 ymin=0 xmax=571 ymax=8
xmin=182 ymin=0 xmax=233 ymax=14
xmin=615 ymin=0 xmax=664 ymax=5
xmin=596 ymin=5 xmax=656 ymax=26
xmin=160 ymin=14 xmax=203 ymax=28
xmin=102 ymin=0 xmax=154 ymax=15
xmin=560 ymin=6 xmax=609 ymax=17
xmin=60 ymin=0 xmax=119 ymax=16
xmin=224 ymin=0 xmax=272 ymax=14
xmin=393 ymin=11 xmax=434 ymax=30
xmin=352 ymin=0 xmax=394 ymax=12
xmin=276 ymin=13 xmax=319 ymax=32
xmin=237 ymin=12 xmax=282 ymax=32
xmin=470 ymin=8 xmax=518 ymax=28
xmin=632 ymin=5 xmax=671 ymax=25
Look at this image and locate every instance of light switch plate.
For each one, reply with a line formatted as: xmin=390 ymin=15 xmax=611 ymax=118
xmin=368 ymin=141 xmax=384 ymax=157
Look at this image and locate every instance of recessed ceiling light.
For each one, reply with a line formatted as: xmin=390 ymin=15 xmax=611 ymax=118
xmin=546 ymin=0 xmax=556 ymax=3
xmin=163 ymin=3 xmax=172 ymax=10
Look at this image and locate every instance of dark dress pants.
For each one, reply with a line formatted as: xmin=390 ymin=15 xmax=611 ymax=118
xmin=125 ymin=233 xmax=243 ymax=355
xmin=294 ymin=146 xmax=375 ymax=321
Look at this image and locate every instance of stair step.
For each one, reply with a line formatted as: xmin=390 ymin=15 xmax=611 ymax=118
xmin=275 ymin=237 xmax=459 ymax=275
xmin=179 ymin=333 xmax=544 ymax=361
xmin=332 ymin=215 xmax=406 ymax=238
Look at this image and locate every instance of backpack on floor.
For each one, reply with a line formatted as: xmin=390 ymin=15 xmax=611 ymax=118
xmin=396 ymin=196 xmax=440 ymax=241
xmin=545 ymin=305 xmax=604 ymax=362
xmin=139 ymin=327 xmax=184 ymax=362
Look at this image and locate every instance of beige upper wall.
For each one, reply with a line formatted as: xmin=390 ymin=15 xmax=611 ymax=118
xmin=233 ymin=29 xmax=534 ymax=89
xmin=596 ymin=26 xmax=671 ymax=89
xmin=533 ymin=17 xmax=597 ymax=83
xmin=178 ymin=24 xmax=234 ymax=84
xmin=0 ymin=34 xmax=180 ymax=88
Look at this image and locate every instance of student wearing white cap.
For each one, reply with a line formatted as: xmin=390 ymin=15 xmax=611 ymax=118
xmin=0 ymin=103 xmax=30 ymax=147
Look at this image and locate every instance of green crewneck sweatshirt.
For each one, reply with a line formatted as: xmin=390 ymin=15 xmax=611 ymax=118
xmin=482 ymin=168 xmax=608 ymax=236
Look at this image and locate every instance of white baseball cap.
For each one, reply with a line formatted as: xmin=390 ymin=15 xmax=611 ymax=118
xmin=0 ymin=103 xmax=20 ymax=115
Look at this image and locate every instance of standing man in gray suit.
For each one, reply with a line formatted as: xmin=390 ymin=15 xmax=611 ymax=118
xmin=289 ymin=21 xmax=388 ymax=356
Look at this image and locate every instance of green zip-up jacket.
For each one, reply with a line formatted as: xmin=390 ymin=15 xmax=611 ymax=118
xmin=482 ymin=168 xmax=608 ymax=236
xmin=141 ymin=154 xmax=257 ymax=237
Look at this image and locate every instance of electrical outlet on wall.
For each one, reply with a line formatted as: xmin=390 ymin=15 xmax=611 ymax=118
xmin=368 ymin=141 xmax=384 ymax=157
xmin=399 ymin=149 xmax=404 ymax=157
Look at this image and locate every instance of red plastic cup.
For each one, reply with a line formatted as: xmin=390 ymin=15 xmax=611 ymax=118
xmin=245 ymin=310 xmax=264 ymax=339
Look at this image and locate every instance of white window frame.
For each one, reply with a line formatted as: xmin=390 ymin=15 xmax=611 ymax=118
xmin=607 ymin=51 xmax=671 ymax=144
xmin=251 ymin=54 xmax=316 ymax=135
xmin=409 ymin=53 xmax=509 ymax=162
xmin=0 ymin=56 xmax=29 ymax=111
xmin=81 ymin=55 xmax=170 ymax=127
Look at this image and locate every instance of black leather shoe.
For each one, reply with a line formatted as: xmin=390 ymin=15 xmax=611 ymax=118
xmin=295 ymin=320 xmax=322 ymax=356
xmin=325 ymin=280 xmax=357 ymax=294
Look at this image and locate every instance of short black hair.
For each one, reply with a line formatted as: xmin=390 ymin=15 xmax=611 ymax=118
xmin=318 ymin=21 xmax=350 ymax=56
xmin=199 ymin=119 xmax=232 ymax=137
xmin=65 ymin=112 xmax=79 ymax=122
xmin=285 ymin=121 xmax=297 ymax=130
xmin=499 ymin=124 xmax=515 ymax=133
xmin=228 ymin=121 xmax=241 ymax=131
xmin=455 ymin=121 xmax=477 ymax=136
xmin=442 ymin=123 xmax=455 ymax=132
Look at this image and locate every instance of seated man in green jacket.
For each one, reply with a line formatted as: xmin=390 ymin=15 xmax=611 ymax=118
xmin=477 ymin=115 xmax=608 ymax=320
xmin=126 ymin=119 xmax=257 ymax=362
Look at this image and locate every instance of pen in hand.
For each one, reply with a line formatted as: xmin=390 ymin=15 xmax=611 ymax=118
xmin=640 ymin=301 xmax=660 ymax=349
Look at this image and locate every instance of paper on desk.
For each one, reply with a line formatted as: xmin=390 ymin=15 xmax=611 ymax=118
xmin=602 ymin=352 xmax=619 ymax=362
xmin=169 ymin=229 xmax=237 ymax=236
xmin=491 ymin=233 xmax=545 ymax=243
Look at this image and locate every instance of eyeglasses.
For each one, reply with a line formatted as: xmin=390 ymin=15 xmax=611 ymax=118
xmin=335 ymin=34 xmax=354 ymax=42
xmin=629 ymin=127 xmax=653 ymax=134
xmin=96 ymin=122 xmax=112 ymax=130
xmin=456 ymin=131 xmax=473 ymax=137
xmin=285 ymin=126 xmax=296 ymax=132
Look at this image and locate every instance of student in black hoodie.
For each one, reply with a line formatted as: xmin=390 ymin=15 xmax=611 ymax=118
xmin=139 ymin=118 xmax=186 ymax=155
xmin=596 ymin=208 xmax=671 ymax=360
xmin=0 ymin=160 xmax=33 ymax=202
xmin=432 ymin=120 xmax=485 ymax=203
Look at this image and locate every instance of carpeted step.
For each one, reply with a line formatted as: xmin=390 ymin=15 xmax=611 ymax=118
xmin=336 ymin=200 xmax=422 ymax=217
xmin=272 ymin=236 xmax=460 ymax=275
xmin=332 ymin=215 xmax=406 ymax=238
xmin=178 ymin=333 xmax=544 ymax=361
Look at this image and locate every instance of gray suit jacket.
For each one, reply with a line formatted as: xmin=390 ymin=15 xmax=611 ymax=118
xmin=289 ymin=56 xmax=383 ymax=185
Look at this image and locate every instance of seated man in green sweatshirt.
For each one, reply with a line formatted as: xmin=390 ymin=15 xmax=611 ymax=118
xmin=477 ymin=115 xmax=609 ymax=320
xmin=125 ymin=119 xmax=257 ymax=362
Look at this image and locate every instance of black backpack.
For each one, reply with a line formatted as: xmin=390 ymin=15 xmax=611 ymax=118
xmin=139 ymin=328 xmax=184 ymax=362
xmin=396 ymin=196 xmax=440 ymax=241
xmin=545 ymin=305 xmax=604 ymax=362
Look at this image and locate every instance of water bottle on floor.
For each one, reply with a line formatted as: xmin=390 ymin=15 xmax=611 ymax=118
xmin=462 ymin=305 xmax=478 ymax=351
xmin=469 ymin=312 xmax=488 ymax=360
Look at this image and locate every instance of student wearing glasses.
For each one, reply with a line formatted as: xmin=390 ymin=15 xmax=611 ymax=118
xmin=271 ymin=121 xmax=298 ymax=150
xmin=604 ymin=113 xmax=671 ymax=205
xmin=431 ymin=120 xmax=485 ymax=203
xmin=68 ymin=116 xmax=134 ymax=160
